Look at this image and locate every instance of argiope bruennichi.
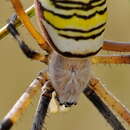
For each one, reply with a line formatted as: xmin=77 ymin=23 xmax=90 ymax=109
xmin=0 ymin=0 xmax=130 ymax=130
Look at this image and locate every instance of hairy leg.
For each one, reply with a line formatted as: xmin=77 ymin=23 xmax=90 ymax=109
xmin=92 ymin=55 xmax=130 ymax=64
xmin=88 ymin=78 xmax=130 ymax=125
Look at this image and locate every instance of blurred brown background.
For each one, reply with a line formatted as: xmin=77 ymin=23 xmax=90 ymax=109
xmin=0 ymin=0 xmax=130 ymax=130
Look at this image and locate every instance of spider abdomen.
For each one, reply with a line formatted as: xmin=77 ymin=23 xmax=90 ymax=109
xmin=39 ymin=0 xmax=107 ymax=57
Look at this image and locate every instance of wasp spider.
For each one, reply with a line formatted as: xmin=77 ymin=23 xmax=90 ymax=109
xmin=0 ymin=0 xmax=130 ymax=130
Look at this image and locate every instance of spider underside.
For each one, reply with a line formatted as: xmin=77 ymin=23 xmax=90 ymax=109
xmin=0 ymin=0 xmax=130 ymax=130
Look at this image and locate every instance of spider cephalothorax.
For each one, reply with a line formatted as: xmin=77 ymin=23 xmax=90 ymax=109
xmin=48 ymin=51 xmax=91 ymax=106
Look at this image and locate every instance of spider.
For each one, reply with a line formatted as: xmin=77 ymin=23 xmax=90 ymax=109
xmin=0 ymin=0 xmax=130 ymax=130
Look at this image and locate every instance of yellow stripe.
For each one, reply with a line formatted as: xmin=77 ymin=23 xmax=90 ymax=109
xmin=92 ymin=0 xmax=105 ymax=6
xmin=70 ymin=0 xmax=90 ymax=3
xmin=56 ymin=3 xmax=83 ymax=8
xmin=43 ymin=11 xmax=107 ymax=30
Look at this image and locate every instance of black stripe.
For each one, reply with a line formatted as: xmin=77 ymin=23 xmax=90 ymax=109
xmin=60 ymin=47 xmax=102 ymax=58
xmin=51 ymin=0 xmax=106 ymax=10
xmin=52 ymin=0 xmax=103 ymax=6
xmin=59 ymin=29 xmax=105 ymax=40
xmin=61 ymin=23 xmax=106 ymax=33
xmin=42 ymin=6 xmax=107 ymax=20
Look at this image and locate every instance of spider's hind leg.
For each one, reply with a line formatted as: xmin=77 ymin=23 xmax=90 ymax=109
xmin=7 ymin=15 xmax=48 ymax=64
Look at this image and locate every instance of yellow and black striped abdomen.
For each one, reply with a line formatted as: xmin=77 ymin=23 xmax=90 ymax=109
xmin=39 ymin=0 xmax=107 ymax=57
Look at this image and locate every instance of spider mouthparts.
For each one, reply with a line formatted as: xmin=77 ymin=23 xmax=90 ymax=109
xmin=64 ymin=102 xmax=77 ymax=107
xmin=55 ymin=96 xmax=77 ymax=107
xmin=59 ymin=102 xmax=77 ymax=107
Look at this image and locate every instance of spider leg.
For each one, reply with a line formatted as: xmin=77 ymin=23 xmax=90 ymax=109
xmin=91 ymin=55 xmax=130 ymax=64
xmin=7 ymin=16 xmax=48 ymax=64
xmin=0 ymin=70 xmax=48 ymax=130
xmin=32 ymin=81 xmax=54 ymax=130
xmin=84 ymin=86 xmax=126 ymax=130
xmin=103 ymin=40 xmax=130 ymax=52
xmin=0 ymin=5 xmax=34 ymax=40
xmin=10 ymin=0 xmax=51 ymax=53
xmin=88 ymin=78 xmax=130 ymax=125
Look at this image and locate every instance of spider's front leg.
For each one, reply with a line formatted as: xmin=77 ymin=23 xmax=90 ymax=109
xmin=88 ymin=48 xmax=130 ymax=129
xmin=84 ymin=83 xmax=126 ymax=130
xmin=89 ymin=78 xmax=130 ymax=124
xmin=85 ymin=77 xmax=130 ymax=129
xmin=0 ymin=71 xmax=51 ymax=130
xmin=32 ymin=81 xmax=54 ymax=130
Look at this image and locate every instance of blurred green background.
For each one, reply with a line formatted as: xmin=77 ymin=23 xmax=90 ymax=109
xmin=0 ymin=0 xmax=130 ymax=130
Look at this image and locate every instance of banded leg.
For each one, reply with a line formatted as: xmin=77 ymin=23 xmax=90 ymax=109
xmin=32 ymin=81 xmax=53 ymax=130
xmin=10 ymin=0 xmax=51 ymax=53
xmin=103 ymin=40 xmax=130 ymax=52
xmin=91 ymin=55 xmax=130 ymax=64
xmin=84 ymin=87 xmax=126 ymax=130
xmin=7 ymin=16 xmax=48 ymax=64
xmin=0 ymin=71 xmax=48 ymax=130
xmin=0 ymin=5 xmax=34 ymax=40
xmin=88 ymin=78 xmax=130 ymax=125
